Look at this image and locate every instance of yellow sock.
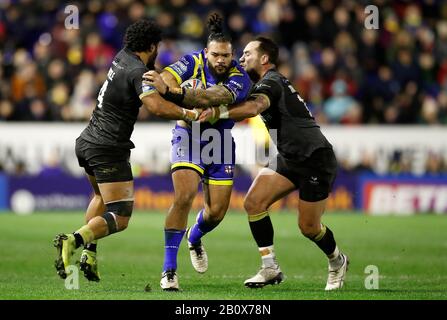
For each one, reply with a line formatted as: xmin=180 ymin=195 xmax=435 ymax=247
xmin=76 ymin=225 xmax=95 ymax=244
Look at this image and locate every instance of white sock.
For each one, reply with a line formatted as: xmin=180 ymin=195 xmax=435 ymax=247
xmin=259 ymin=245 xmax=277 ymax=268
xmin=328 ymin=246 xmax=344 ymax=271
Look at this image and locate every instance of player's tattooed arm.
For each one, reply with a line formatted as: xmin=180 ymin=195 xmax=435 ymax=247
xmin=142 ymin=71 xmax=234 ymax=108
xmin=199 ymin=93 xmax=270 ymax=122
xmin=182 ymin=85 xmax=235 ymax=108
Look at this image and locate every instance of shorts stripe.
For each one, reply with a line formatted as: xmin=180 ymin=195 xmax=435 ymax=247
xmin=171 ymin=162 xmax=204 ymax=175
xmin=203 ymin=178 xmax=233 ymax=186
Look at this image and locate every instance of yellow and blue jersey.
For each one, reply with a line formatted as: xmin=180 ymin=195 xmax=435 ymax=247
xmin=164 ymin=49 xmax=251 ymax=130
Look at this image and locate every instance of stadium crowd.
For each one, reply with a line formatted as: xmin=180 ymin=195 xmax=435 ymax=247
xmin=0 ymin=0 xmax=446 ymax=176
xmin=1 ymin=0 xmax=447 ymax=124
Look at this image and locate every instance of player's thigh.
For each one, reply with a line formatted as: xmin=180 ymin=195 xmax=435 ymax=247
xmin=93 ymin=159 xmax=134 ymax=203
xmin=97 ymin=180 xmax=134 ymax=203
xmin=171 ymin=169 xmax=202 ymax=200
xmin=203 ymin=183 xmax=233 ymax=217
xmin=245 ymin=168 xmax=296 ymax=214
xmin=295 ymin=148 xmax=337 ymax=226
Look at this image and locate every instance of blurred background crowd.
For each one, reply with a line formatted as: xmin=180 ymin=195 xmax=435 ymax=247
xmin=1 ymin=0 xmax=446 ymax=176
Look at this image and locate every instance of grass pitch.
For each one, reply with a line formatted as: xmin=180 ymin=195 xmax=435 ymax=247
xmin=0 ymin=211 xmax=446 ymax=300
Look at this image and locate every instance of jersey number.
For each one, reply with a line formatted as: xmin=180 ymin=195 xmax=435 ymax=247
xmin=288 ymin=85 xmax=312 ymax=117
xmin=97 ymin=80 xmax=109 ymax=109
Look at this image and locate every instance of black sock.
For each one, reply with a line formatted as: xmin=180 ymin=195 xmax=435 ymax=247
xmin=73 ymin=233 xmax=84 ymax=249
xmin=248 ymin=212 xmax=274 ymax=248
xmin=85 ymin=242 xmax=97 ymax=252
xmin=311 ymin=225 xmax=336 ymax=256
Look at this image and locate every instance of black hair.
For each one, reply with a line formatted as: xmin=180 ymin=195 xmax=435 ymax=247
xmin=124 ymin=19 xmax=162 ymax=52
xmin=207 ymin=13 xmax=232 ymax=45
xmin=254 ymin=36 xmax=279 ymax=66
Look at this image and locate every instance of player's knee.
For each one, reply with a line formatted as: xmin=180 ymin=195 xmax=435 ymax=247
xmin=298 ymin=221 xmax=320 ymax=239
xmin=173 ymin=192 xmax=196 ymax=210
xmin=244 ymin=195 xmax=267 ymax=214
xmin=115 ymin=215 xmax=130 ymax=231
xmin=103 ymin=200 xmax=134 ymax=234
xmin=206 ymin=209 xmax=225 ymax=225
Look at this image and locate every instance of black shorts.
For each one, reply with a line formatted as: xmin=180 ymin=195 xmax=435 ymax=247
xmin=269 ymin=148 xmax=337 ymax=202
xmin=75 ymin=137 xmax=133 ymax=183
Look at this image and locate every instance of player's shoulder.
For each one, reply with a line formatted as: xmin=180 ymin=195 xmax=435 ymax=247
xmin=263 ymin=69 xmax=283 ymax=82
xmin=116 ymin=49 xmax=147 ymax=75
xmin=181 ymin=50 xmax=204 ymax=64
xmin=257 ymin=69 xmax=285 ymax=88
xmin=165 ymin=50 xmax=203 ymax=75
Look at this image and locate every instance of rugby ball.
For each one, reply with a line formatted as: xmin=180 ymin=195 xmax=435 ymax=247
xmin=180 ymin=78 xmax=204 ymax=89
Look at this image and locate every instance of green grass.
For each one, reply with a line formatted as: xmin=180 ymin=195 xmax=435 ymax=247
xmin=0 ymin=211 xmax=446 ymax=300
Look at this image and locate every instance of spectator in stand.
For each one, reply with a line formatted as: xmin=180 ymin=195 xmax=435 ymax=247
xmin=323 ymin=79 xmax=361 ymax=124
xmin=0 ymin=0 xmax=446 ymax=124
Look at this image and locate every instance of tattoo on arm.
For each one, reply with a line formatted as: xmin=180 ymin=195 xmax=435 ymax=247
xmin=252 ymin=94 xmax=271 ymax=113
xmin=225 ymin=94 xmax=270 ymax=121
xmin=183 ymin=85 xmax=234 ymax=108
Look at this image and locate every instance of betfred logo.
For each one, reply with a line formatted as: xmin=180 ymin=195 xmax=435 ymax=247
xmin=364 ymin=183 xmax=447 ymax=215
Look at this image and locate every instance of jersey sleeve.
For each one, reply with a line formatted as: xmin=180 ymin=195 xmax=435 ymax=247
xmin=128 ymin=67 xmax=157 ymax=100
xmin=250 ymin=78 xmax=282 ymax=107
xmin=222 ymin=72 xmax=251 ymax=104
xmin=164 ymin=54 xmax=197 ymax=85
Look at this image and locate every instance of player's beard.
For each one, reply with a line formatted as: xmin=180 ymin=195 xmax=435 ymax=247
xmin=146 ymin=49 xmax=157 ymax=70
xmin=208 ymin=62 xmax=230 ymax=83
xmin=146 ymin=60 xmax=155 ymax=70
xmin=246 ymin=69 xmax=260 ymax=83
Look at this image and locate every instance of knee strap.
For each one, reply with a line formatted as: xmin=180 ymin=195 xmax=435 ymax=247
xmin=102 ymin=200 xmax=134 ymax=234
xmin=102 ymin=212 xmax=118 ymax=234
xmin=106 ymin=200 xmax=134 ymax=217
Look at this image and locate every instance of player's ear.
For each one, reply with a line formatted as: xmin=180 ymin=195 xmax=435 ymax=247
xmin=204 ymin=47 xmax=208 ymax=58
xmin=261 ymin=54 xmax=269 ymax=65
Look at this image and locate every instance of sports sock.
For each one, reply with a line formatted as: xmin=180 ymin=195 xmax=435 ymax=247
xmin=187 ymin=209 xmax=218 ymax=245
xmin=248 ymin=211 xmax=274 ymax=248
xmin=73 ymin=233 xmax=83 ymax=248
xmin=311 ymin=224 xmax=343 ymax=270
xmin=259 ymin=245 xmax=277 ymax=268
xmin=74 ymin=225 xmax=94 ymax=248
xmin=163 ymin=229 xmax=186 ymax=272
xmin=328 ymin=246 xmax=344 ymax=271
xmin=84 ymin=240 xmax=97 ymax=252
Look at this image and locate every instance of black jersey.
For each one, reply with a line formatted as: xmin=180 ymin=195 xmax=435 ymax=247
xmin=80 ymin=48 xmax=156 ymax=149
xmin=251 ymin=69 xmax=332 ymax=161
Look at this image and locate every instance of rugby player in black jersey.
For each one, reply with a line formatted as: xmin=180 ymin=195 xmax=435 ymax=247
xmin=53 ymin=20 xmax=200 ymax=282
xmin=199 ymin=37 xmax=349 ymax=290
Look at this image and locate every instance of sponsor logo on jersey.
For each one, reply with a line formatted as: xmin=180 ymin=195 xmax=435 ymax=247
xmin=255 ymin=83 xmax=271 ymax=90
xmin=229 ymin=80 xmax=243 ymax=90
xmin=171 ymin=60 xmax=188 ymax=76
xmin=309 ymin=176 xmax=319 ymax=185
